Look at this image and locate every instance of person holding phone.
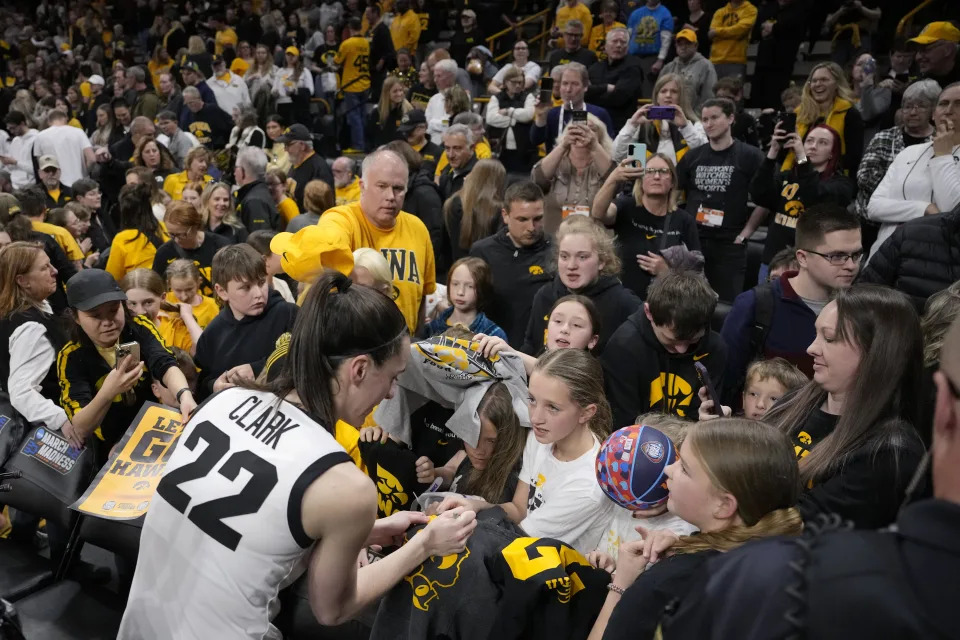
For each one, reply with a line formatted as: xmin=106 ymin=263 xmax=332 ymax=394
xmin=782 ymin=62 xmax=864 ymax=176
xmin=612 ymin=73 xmax=706 ymax=166
xmin=57 ymin=269 xmax=197 ymax=462
xmin=751 ymin=122 xmax=855 ymax=272
xmin=530 ymin=62 xmax=614 ymax=152
xmin=592 ymin=153 xmax=700 ymax=298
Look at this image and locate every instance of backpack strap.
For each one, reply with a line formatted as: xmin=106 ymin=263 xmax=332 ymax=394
xmin=749 ymin=281 xmax=775 ymax=361
xmin=659 ymin=212 xmax=674 ymax=253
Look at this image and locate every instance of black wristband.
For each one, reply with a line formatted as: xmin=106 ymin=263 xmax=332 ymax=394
xmin=176 ymin=387 xmax=191 ymax=404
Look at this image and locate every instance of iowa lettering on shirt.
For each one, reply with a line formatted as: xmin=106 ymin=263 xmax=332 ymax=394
xmin=380 ymin=248 xmax=421 ymax=284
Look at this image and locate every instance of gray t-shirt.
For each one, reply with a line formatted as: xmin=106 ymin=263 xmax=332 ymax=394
xmin=800 ymin=295 xmax=827 ymax=316
xmin=286 ymin=212 xmax=320 ymax=234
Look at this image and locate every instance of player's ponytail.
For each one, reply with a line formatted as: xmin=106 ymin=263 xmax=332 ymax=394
xmin=260 ymin=269 xmax=409 ymax=431
xmin=670 ymin=419 xmax=803 ymax=555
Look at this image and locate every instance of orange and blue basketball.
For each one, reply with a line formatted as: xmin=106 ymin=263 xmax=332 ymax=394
xmin=596 ymin=424 xmax=675 ymax=511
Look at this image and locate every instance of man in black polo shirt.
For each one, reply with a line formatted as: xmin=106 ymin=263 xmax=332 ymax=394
xmin=277 ymin=123 xmax=334 ymax=211
xmin=470 ymin=180 xmax=551 ymax=347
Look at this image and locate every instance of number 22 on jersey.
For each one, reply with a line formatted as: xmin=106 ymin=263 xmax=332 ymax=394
xmin=156 ymin=420 xmax=279 ymax=551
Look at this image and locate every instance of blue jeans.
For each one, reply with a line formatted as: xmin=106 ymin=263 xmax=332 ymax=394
xmin=342 ymin=90 xmax=368 ymax=150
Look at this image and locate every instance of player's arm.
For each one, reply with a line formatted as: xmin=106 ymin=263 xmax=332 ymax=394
xmin=304 ymin=463 xmax=476 ymax=626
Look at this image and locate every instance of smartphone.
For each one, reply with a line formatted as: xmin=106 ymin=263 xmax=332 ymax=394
xmin=694 ymin=361 xmax=722 ymax=415
xmin=778 ymin=112 xmax=797 ymax=135
xmin=647 ymin=106 xmax=675 ymax=121
xmin=116 ymin=341 xmax=141 ymax=367
xmin=539 ymin=77 xmax=553 ymax=104
xmin=571 ymin=109 xmax=588 ymax=124
xmin=627 ymin=142 xmax=647 ymax=169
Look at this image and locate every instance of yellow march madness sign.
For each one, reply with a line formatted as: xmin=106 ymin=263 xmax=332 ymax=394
xmin=70 ymin=402 xmax=184 ymax=520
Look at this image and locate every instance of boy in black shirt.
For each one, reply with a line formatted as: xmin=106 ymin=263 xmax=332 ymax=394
xmin=601 ymin=269 xmax=726 ymax=427
xmin=194 ymin=244 xmax=298 ymax=399
xmin=676 ymin=98 xmax=765 ymax=302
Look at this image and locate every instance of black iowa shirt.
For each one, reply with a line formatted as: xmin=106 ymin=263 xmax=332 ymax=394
xmin=152 ymin=233 xmax=230 ymax=298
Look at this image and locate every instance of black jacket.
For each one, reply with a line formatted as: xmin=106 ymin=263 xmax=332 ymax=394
xmin=662 ymin=499 xmax=959 ymax=640
xmin=404 ymin=170 xmax=445 ymax=263
xmin=438 ymin=154 xmax=478 ymax=202
xmin=470 ymin=228 xmax=553 ymax=348
xmin=584 ymin=55 xmax=645 ymax=130
xmin=210 ymin=221 xmax=250 ymax=245
xmin=366 ymin=104 xmax=405 ymax=151
xmin=601 ymin=309 xmax=727 ymax=428
xmin=750 ymin=158 xmax=856 ymax=263
xmin=43 ymin=183 xmax=73 ymax=208
xmin=236 ymin=179 xmax=280 ymax=231
xmin=152 ymin=232 xmax=230 ymax=297
xmin=194 ymin=289 xmax=298 ymax=399
xmin=522 ymin=274 xmax=641 ymax=356
xmin=859 ymin=210 xmax=960 ymax=313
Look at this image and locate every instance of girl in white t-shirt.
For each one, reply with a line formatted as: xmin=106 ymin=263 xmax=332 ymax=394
xmin=438 ymin=348 xmax=613 ymax=553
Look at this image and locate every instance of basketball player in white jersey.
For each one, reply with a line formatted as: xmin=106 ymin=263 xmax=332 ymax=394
xmin=119 ymin=271 xmax=478 ymax=639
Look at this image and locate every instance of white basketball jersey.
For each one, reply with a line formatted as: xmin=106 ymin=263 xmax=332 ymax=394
xmin=119 ymin=388 xmax=352 ymax=640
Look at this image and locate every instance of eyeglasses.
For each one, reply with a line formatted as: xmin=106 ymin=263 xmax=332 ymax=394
xmin=644 ymin=167 xmax=670 ymax=176
xmin=168 ymin=229 xmax=195 ymax=240
xmin=901 ymin=102 xmax=930 ymax=112
xmin=802 ymin=248 xmax=864 ymax=265
xmin=565 ymin=32 xmax=582 ymax=38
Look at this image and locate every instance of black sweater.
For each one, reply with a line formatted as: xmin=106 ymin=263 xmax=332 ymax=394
xmin=602 ymin=550 xmax=719 ymax=640
xmin=470 ymin=228 xmax=552 ymax=348
xmin=750 ymin=158 xmax=856 ymax=263
xmin=793 ymin=409 xmax=926 ymax=529
xmin=152 ymin=233 xmax=230 ymax=298
xmin=194 ymin=290 xmax=298 ymax=399
xmin=521 ymin=275 xmax=641 ymax=356
xmin=601 ymin=310 xmax=727 ymax=428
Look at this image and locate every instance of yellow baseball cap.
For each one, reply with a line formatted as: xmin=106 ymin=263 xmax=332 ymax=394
xmin=285 ymin=45 xmax=301 ymax=57
xmin=270 ymin=226 xmax=355 ymax=283
xmin=676 ymin=28 xmax=698 ymax=44
xmin=909 ymin=21 xmax=960 ymax=46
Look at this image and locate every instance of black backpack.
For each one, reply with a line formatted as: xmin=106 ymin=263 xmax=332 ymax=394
xmin=749 ymin=281 xmax=776 ymax=361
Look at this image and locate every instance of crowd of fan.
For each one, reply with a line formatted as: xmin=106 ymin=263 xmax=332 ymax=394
xmin=0 ymin=0 xmax=960 ymax=636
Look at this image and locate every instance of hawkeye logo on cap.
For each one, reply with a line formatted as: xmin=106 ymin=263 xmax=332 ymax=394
xmin=283 ymin=127 xmax=291 ymax=134
xmin=401 ymin=114 xmax=411 ymax=124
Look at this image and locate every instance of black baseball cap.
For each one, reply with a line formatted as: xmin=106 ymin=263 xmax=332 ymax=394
xmin=212 ymin=53 xmax=224 ymax=66
xmin=181 ymin=60 xmax=202 ymax=74
xmin=276 ymin=123 xmax=313 ymax=143
xmin=397 ymin=109 xmax=426 ymax=134
xmin=66 ymin=269 xmax=127 ymax=311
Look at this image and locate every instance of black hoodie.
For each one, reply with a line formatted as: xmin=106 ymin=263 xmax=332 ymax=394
xmin=601 ymin=309 xmax=727 ymax=428
xmin=404 ymin=170 xmax=445 ymax=271
xmin=470 ymin=228 xmax=552 ymax=348
xmin=194 ymin=289 xmax=298 ymax=399
xmin=521 ymin=274 xmax=640 ymax=356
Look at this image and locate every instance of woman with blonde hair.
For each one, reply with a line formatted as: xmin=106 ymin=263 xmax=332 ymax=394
xmin=367 ymin=76 xmax=414 ymax=150
xmin=587 ymin=419 xmax=803 ymax=640
xmin=613 ymin=74 xmax=706 ymax=165
xmin=443 ymin=158 xmax=506 ymax=264
xmin=183 ymin=35 xmax=213 ymax=77
xmin=533 ymin=112 xmax=616 ymax=235
xmin=522 ymin=215 xmax=640 ymax=355
xmin=200 ymin=182 xmax=247 ymax=244
xmin=592 ymin=152 xmax=700 ymax=298
xmin=163 ymin=146 xmax=213 ymax=200
xmin=148 ymin=44 xmax=174 ymax=92
xmin=352 ymin=247 xmax=394 ymax=297
xmin=246 ymin=44 xmax=279 ymax=98
xmin=286 ymin=179 xmax=334 ymax=233
xmin=783 ymin=61 xmax=863 ymax=175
